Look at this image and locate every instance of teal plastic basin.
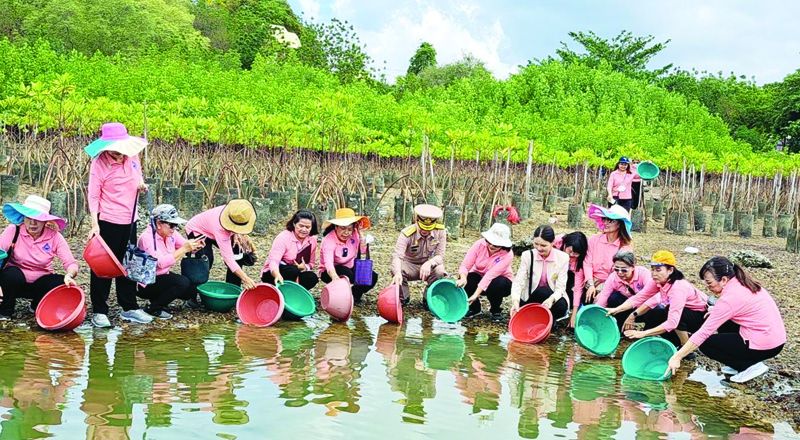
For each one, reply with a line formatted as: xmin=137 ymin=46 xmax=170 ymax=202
xmin=622 ymin=337 xmax=676 ymax=381
xmin=425 ymin=279 xmax=468 ymax=323
xmin=574 ymin=304 xmax=621 ymax=356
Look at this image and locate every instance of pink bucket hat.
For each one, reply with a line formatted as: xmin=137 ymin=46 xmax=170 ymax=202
xmin=3 ymin=195 xmax=67 ymax=231
xmin=84 ymin=122 xmax=147 ymax=158
xmin=587 ymin=203 xmax=632 ymax=233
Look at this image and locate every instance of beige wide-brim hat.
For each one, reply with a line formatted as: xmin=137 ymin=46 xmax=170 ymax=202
xmin=322 ymin=208 xmax=371 ymax=230
xmin=413 ymin=204 xmax=443 ymax=219
xmin=481 ymin=223 xmax=513 ymax=248
xmin=220 ymin=199 xmax=256 ymax=234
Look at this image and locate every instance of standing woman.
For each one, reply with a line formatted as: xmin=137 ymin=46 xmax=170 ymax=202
xmin=510 ymin=225 xmax=569 ymax=325
xmin=630 ymin=161 xmax=642 ymax=210
xmin=667 ymin=257 xmax=786 ymax=383
xmin=185 ymin=199 xmax=258 ymax=291
xmin=85 ymin=122 xmax=151 ymax=327
xmin=319 ymin=208 xmax=377 ymax=303
xmin=262 ymin=209 xmax=319 ymax=290
xmin=456 ymin=223 xmax=514 ymax=322
xmin=606 ymin=251 xmax=708 ymax=348
xmin=594 ymin=251 xmax=652 ymax=328
xmin=583 ymin=204 xmax=633 ymax=305
xmin=553 ymin=231 xmax=587 ymax=327
xmin=0 ymin=196 xmax=79 ymax=320
xmin=606 ymin=156 xmax=635 ymax=211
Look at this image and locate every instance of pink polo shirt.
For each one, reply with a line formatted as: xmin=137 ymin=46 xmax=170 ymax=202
xmin=595 ymin=266 xmax=652 ymax=307
xmin=319 ymin=229 xmax=362 ymax=273
xmin=554 ymin=234 xmax=587 ymax=307
xmin=607 ymin=170 xmax=635 ymax=200
xmin=263 ymin=230 xmax=318 ymax=274
xmin=457 ymin=239 xmax=513 ymax=291
xmin=689 ymin=278 xmax=786 ymax=350
xmin=582 ymin=233 xmax=633 ymax=284
xmin=87 ymin=152 xmax=142 ymax=225
xmin=627 ymin=279 xmax=708 ymax=332
xmin=185 ymin=206 xmax=241 ymax=273
xmin=137 ymin=225 xmax=186 ymax=276
xmin=0 ymin=225 xmax=78 ymax=283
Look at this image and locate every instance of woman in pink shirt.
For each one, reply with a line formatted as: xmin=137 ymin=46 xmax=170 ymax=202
xmin=606 ymin=156 xmax=635 ymax=211
xmin=667 ymin=257 xmax=786 ymax=383
xmin=0 ymin=195 xmax=79 ymax=319
xmin=84 ymin=123 xmax=150 ymax=327
xmin=554 ymin=231 xmax=588 ymax=327
xmin=456 ymin=223 xmax=513 ymax=322
xmin=319 ymin=208 xmax=377 ymax=303
xmin=136 ymin=204 xmax=205 ymax=319
xmin=262 ymin=209 xmax=319 ymax=290
xmin=595 ymin=251 xmax=652 ymax=328
xmin=583 ymin=204 xmax=633 ymax=305
xmin=607 ymin=250 xmax=708 ymax=348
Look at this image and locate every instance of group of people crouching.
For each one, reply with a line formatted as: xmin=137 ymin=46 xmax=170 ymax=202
xmin=0 ymin=123 xmax=787 ymax=385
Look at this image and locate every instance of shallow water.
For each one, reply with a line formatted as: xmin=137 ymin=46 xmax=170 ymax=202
xmin=0 ymin=316 xmax=795 ymax=439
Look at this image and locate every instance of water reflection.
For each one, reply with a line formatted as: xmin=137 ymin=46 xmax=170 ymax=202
xmin=0 ymin=319 xmax=792 ymax=439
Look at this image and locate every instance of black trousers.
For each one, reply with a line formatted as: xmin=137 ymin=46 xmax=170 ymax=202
xmin=465 ymin=272 xmax=511 ymax=314
xmin=0 ymin=267 xmax=66 ymax=317
xmin=636 ymin=305 xmax=706 ymax=347
xmin=136 ymin=272 xmax=193 ymax=313
xmin=523 ymin=285 xmax=569 ymax=328
xmin=90 ymin=220 xmax=139 ymax=314
xmin=611 ymin=198 xmax=633 ymax=212
xmin=631 ymin=181 xmax=642 ymax=210
xmin=698 ymin=323 xmax=784 ymax=371
xmin=607 ymin=291 xmax=632 ymax=328
xmin=187 ymin=232 xmax=240 ymax=286
xmin=262 ymin=265 xmax=319 ymax=290
xmin=320 ymin=265 xmax=378 ymax=302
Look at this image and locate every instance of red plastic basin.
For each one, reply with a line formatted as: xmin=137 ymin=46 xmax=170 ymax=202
xmin=237 ymin=283 xmax=285 ymax=327
xmin=377 ymin=284 xmax=403 ymax=324
xmin=36 ymin=285 xmax=87 ymax=331
xmin=508 ymin=304 xmax=553 ymax=344
xmin=83 ymin=235 xmax=126 ymax=278
xmin=320 ymin=277 xmax=353 ymax=322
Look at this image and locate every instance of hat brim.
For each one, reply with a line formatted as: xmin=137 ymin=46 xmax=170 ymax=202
xmin=322 ymin=216 xmax=370 ymax=230
xmin=587 ymin=204 xmax=632 ymax=234
xmin=3 ymin=203 xmax=67 ymax=231
xmin=219 ymin=202 xmax=256 ymax=234
xmin=84 ymin=137 xmax=147 ymax=159
xmin=159 ymin=216 xmax=187 ymax=225
xmin=481 ymin=231 xmax=512 ymax=248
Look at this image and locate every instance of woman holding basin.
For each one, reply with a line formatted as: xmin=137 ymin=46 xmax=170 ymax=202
xmin=456 ymin=223 xmax=514 ymax=322
xmin=667 ymin=257 xmax=786 ymax=383
xmin=262 ymin=209 xmax=320 ymax=290
xmin=510 ymin=225 xmax=569 ymax=325
xmin=606 ymin=250 xmax=708 ymax=348
xmin=0 ymin=195 xmax=79 ymax=320
xmin=319 ymin=208 xmax=378 ymax=303
xmin=594 ymin=251 xmax=652 ymax=328
xmin=606 ymin=156 xmax=636 ymax=211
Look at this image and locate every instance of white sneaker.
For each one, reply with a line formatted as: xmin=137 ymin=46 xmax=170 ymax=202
xmin=92 ymin=313 xmax=112 ymax=328
xmin=147 ymin=309 xmax=173 ymax=320
xmin=721 ymin=365 xmax=739 ymax=375
xmin=120 ymin=309 xmax=153 ymax=324
xmin=730 ymin=362 xmax=768 ymax=383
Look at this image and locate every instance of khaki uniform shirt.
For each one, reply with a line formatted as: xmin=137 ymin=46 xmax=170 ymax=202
xmin=391 ymin=225 xmax=447 ymax=274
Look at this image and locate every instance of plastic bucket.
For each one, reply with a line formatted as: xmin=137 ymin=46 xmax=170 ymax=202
xmin=425 ymin=279 xmax=468 ymax=323
xmin=276 ymin=281 xmax=315 ymax=320
xmin=320 ymin=277 xmax=353 ymax=322
xmin=237 ymin=283 xmax=284 ymax=327
xmin=637 ymin=161 xmax=660 ymax=181
xmin=508 ymin=303 xmax=553 ymax=344
xmin=83 ymin=235 xmax=126 ymax=278
xmin=197 ymin=281 xmax=242 ymax=312
xmin=574 ymin=304 xmax=621 ymax=356
xmin=36 ymin=285 xmax=87 ymax=331
xmin=377 ymin=284 xmax=403 ymax=324
xmin=622 ymin=337 xmax=676 ymax=381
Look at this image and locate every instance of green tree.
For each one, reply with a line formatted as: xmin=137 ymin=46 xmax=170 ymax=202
xmin=407 ymin=42 xmax=436 ymax=75
xmin=769 ymin=69 xmax=800 ymax=151
xmin=305 ymin=18 xmax=376 ymax=84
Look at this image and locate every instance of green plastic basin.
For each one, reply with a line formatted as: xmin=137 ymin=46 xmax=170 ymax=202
xmin=277 ymin=281 xmax=316 ymax=319
xmin=622 ymin=337 xmax=676 ymax=381
xmin=197 ymin=281 xmax=242 ymax=312
xmin=637 ymin=161 xmax=660 ymax=181
xmin=574 ymin=304 xmax=621 ymax=356
xmin=425 ymin=279 xmax=468 ymax=323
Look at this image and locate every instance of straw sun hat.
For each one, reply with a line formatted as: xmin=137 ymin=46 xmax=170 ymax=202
xmin=481 ymin=223 xmax=512 ymax=248
xmin=322 ymin=208 xmax=371 ymax=230
xmin=220 ymin=199 xmax=256 ymax=234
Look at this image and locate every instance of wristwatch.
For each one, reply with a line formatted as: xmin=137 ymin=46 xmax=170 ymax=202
xmin=632 ymin=311 xmax=639 ymax=318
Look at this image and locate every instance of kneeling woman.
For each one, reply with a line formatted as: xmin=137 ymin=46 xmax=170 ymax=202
xmin=594 ymin=251 xmax=652 ymax=328
xmin=262 ymin=210 xmax=319 ymax=290
xmin=510 ymin=225 xmax=569 ymax=325
xmin=456 ymin=223 xmax=514 ymax=322
xmin=137 ymin=204 xmax=205 ymax=319
xmin=667 ymin=257 xmax=786 ymax=383
xmin=319 ymin=208 xmax=377 ymax=303
xmin=0 ymin=195 xmax=79 ymax=319
xmin=607 ymin=250 xmax=707 ymax=348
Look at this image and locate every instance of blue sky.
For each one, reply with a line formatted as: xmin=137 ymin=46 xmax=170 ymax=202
xmin=288 ymin=0 xmax=800 ymax=84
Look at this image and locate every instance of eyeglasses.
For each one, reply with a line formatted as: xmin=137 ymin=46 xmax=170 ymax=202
xmin=613 ymin=266 xmax=631 ymax=273
xmin=159 ymin=221 xmax=178 ymax=229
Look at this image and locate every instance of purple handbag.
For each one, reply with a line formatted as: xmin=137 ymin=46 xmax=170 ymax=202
xmin=353 ymin=245 xmax=373 ymax=286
